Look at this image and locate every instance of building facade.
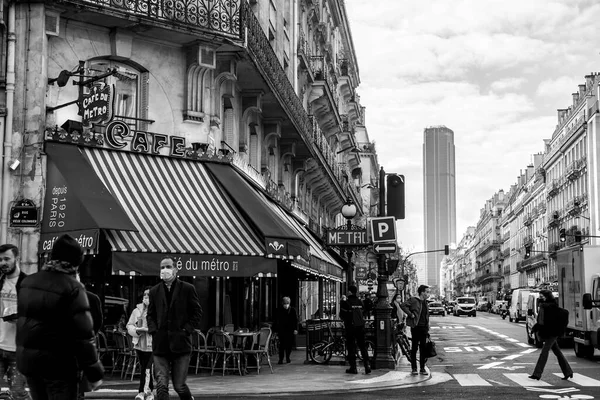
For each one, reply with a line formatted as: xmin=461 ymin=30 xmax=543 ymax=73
xmin=423 ymin=125 xmax=456 ymax=293
xmin=0 ymin=0 xmax=379 ymax=331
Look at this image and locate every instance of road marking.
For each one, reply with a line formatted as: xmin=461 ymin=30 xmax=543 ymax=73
xmin=516 ymin=343 xmax=530 ymax=348
xmin=504 ymin=373 xmax=551 ymax=387
xmin=453 ymin=374 xmax=492 ymax=386
xmin=502 ymin=354 xmax=522 ymax=360
xmin=477 ymin=361 xmax=504 ymax=369
xmin=520 ymin=348 xmax=537 ymax=354
xmin=552 ymin=373 xmax=600 ymax=386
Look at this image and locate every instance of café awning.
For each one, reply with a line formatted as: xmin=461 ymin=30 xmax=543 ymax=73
xmin=80 ymin=146 xmax=277 ymax=277
xmin=205 ymin=163 xmax=310 ymax=261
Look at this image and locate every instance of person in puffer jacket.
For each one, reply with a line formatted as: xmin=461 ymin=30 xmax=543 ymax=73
xmin=127 ymin=288 xmax=154 ymax=400
xmin=16 ymin=234 xmax=103 ymax=400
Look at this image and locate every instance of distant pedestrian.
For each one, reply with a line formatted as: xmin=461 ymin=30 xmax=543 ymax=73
xmin=391 ymin=293 xmax=406 ymax=323
xmin=16 ymin=234 xmax=104 ymax=399
xmin=362 ymin=293 xmax=373 ymax=319
xmin=127 ymin=288 xmax=154 ymax=400
xmin=274 ymin=296 xmax=298 ymax=364
xmin=147 ymin=256 xmax=202 ymax=400
xmin=339 ymin=285 xmax=371 ymax=375
xmin=400 ymin=284 xmax=431 ymax=376
xmin=0 ymin=244 xmax=30 ymax=400
xmin=528 ymin=290 xmax=573 ymax=381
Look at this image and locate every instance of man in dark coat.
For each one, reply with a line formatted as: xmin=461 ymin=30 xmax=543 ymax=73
xmin=274 ymin=296 xmax=298 ymax=364
xmin=147 ymin=256 xmax=202 ymax=400
xmin=16 ymin=234 xmax=104 ymax=399
xmin=400 ymin=284 xmax=431 ymax=376
xmin=339 ymin=285 xmax=370 ymax=375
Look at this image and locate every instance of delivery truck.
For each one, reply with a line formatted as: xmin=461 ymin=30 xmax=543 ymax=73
xmin=556 ymin=245 xmax=600 ymax=358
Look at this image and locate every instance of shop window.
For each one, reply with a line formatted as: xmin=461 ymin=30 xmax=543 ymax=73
xmin=87 ymin=60 xmax=149 ymax=130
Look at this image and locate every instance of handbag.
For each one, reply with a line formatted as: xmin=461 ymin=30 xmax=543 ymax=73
xmin=424 ymin=336 xmax=437 ymax=358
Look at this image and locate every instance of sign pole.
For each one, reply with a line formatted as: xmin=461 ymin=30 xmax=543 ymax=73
xmin=374 ymin=166 xmax=395 ymax=369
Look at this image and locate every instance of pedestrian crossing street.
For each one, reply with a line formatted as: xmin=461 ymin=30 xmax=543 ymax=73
xmin=449 ymin=372 xmax=600 ymax=387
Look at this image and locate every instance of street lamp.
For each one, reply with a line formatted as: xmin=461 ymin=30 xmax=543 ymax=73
xmin=341 ymin=197 xmax=358 ymax=286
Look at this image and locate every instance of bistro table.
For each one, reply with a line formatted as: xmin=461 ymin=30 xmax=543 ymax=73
xmin=231 ymin=331 xmax=257 ymax=374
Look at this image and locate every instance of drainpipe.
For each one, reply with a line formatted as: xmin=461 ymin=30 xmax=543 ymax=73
xmin=0 ymin=2 xmax=16 ymax=243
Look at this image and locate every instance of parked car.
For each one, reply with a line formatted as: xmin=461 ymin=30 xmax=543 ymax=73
xmin=429 ymin=302 xmax=446 ymax=316
xmin=490 ymin=300 xmax=508 ymax=314
xmin=445 ymin=301 xmax=456 ymax=314
xmin=476 ymin=297 xmax=489 ymax=311
xmin=453 ymin=297 xmax=477 ymax=317
xmin=509 ymin=288 xmax=531 ymax=323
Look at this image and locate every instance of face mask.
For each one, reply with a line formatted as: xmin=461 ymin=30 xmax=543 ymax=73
xmin=143 ymin=298 xmax=150 ymax=306
xmin=283 ymin=304 xmax=290 ymax=309
xmin=160 ymin=269 xmax=174 ymax=281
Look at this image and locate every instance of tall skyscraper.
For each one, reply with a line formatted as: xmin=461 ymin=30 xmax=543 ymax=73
xmin=423 ymin=126 xmax=457 ymax=293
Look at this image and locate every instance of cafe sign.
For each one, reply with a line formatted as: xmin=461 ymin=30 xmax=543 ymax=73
xmin=82 ymin=83 xmax=114 ymax=126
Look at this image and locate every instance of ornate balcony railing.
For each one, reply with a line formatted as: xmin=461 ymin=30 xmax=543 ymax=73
xmin=68 ymin=0 xmax=242 ymax=38
xmin=566 ymin=157 xmax=586 ymax=181
xmin=309 ymin=56 xmax=340 ymax=109
xmin=523 ymin=235 xmax=533 ymax=246
xmin=523 ymin=214 xmax=532 ymax=226
xmin=547 ymin=179 xmax=560 ymax=198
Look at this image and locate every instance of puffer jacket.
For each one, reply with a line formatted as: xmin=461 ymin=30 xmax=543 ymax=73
xmin=126 ymin=303 xmax=152 ymax=352
xmin=16 ymin=270 xmax=104 ymax=383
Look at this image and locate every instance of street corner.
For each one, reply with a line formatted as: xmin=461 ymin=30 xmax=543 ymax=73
xmin=346 ymin=368 xmax=453 ymax=390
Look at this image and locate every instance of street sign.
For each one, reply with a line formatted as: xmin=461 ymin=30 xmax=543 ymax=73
xmin=326 ymin=228 xmax=368 ymax=246
xmin=356 ymin=266 xmax=368 ymax=279
xmin=373 ymin=242 xmax=397 ymax=254
xmin=366 ymin=278 xmax=374 ymax=290
xmin=369 ymin=216 xmax=397 ymax=243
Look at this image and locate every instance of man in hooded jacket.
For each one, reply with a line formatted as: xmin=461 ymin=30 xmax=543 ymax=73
xmin=16 ymin=234 xmax=103 ymax=399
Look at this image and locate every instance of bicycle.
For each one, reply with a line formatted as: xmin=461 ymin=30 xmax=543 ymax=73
xmin=308 ymin=320 xmax=375 ymax=364
xmin=392 ymin=322 xmax=412 ymax=364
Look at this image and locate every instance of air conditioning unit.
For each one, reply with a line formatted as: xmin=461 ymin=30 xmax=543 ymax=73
xmin=45 ymin=11 xmax=60 ymax=37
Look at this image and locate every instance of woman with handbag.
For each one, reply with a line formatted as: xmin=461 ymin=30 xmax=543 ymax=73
xmin=127 ymin=288 xmax=154 ymax=400
xmin=400 ymin=285 xmax=431 ymax=376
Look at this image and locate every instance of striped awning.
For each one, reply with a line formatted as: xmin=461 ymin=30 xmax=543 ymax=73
xmin=81 ymin=147 xmax=265 ymax=257
xmin=265 ymin=203 xmax=345 ymax=281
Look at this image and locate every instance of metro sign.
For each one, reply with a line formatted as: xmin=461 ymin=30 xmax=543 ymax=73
xmin=326 ymin=228 xmax=368 ymax=246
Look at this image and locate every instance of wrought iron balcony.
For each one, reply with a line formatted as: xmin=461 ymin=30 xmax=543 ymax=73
xmin=523 ymin=235 xmax=533 ymax=246
xmin=520 ymin=253 xmax=547 ymax=271
xmin=63 ymin=0 xmax=242 ymax=39
xmin=566 ymin=158 xmax=586 ymax=181
xmin=523 ymin=214 xmax=532 ymax=226
xmin=547 ymin=211 xmax=560 ymax=228
xmin=478 ymin=239 xmax=501 ymax=256
xmin=475 ymin=272 xmax=502 ymax=284
xmin=297 ymin=27 xmax=314 ymax=77
xmin=547 ymin=179 xmax=560 ymax=198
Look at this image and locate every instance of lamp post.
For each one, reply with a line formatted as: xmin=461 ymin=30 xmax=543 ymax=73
xmin=341 ymin=197 xmax=358 ymax=287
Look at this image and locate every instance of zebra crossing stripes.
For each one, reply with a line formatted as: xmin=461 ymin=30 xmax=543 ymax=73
xmin=453 ymin=374 xmax=492 ymax=386
xmin=552 ymin=373 xmax=600 ymax=387
xmin=504 ymin=373 xmax=551 ymax=386
xmin=448 ymin=372 xmax=600 ymax=387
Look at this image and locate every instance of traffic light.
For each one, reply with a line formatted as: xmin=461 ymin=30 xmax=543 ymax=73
xmin=524 ymin=245 xmax=531 ymax=259
xmin=559 ymin=228 xmax=566 ymax=242
xmin=386 ymin=174 xmax=405 ymax=220
xmin=444 ymin=244 xmax=450 ymax=255
xmin=575 ymin=230 xmax=582 ymax=243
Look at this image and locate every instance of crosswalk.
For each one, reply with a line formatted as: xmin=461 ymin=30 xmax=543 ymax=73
xmin=450 ymin=372 xmax=600 ymax=387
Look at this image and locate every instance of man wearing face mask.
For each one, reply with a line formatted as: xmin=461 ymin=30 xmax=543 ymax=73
xmin=274 ymin=296 xmax=298 ymax=364
xmin=0 ymin=244 xmax=30 ymax=400
xmin=147 ymin=257 xmax=202 ymax=400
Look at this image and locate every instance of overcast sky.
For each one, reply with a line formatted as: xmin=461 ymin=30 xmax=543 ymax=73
xmin=344 ymin=0 xmax=600 ymax=252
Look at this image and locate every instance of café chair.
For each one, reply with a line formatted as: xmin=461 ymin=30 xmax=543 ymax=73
xmin=224 ymin=323 xmax=235 ymax=334
xmin=211 ymin=331 xmax=243 ymax=376
xmin=242 ymin=327 xmax=273 ymax=374
xmin=191 ymin=330 xmax=214 ymax=373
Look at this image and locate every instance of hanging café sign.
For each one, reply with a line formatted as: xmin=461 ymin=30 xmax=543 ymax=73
xmin=45 ymin=82 xmax=225 ymax=161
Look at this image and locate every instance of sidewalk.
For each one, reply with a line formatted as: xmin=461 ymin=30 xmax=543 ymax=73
xmin=87 ymin=357 xmax=431 ymax=398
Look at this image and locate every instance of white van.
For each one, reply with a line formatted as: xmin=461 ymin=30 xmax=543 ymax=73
xmin=509 ymin=288 xmax=531 ymax=323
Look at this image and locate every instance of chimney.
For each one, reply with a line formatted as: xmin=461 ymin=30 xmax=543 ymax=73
xmin=579 ymin=84 xmax=587 ymax=98
xmin=573 ymin=92 xmax=579 ymax=106
xmin=558 ymin=109 xmax=568 ymax=123
xmin=586 ymin=74 xmax=594 ymax=90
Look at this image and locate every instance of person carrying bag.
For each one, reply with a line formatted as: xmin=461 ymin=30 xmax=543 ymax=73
xmin=400 ymin=285 xmax=431 ymax=376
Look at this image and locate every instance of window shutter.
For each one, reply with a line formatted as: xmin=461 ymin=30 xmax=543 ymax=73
xmin=250 ymin=134 xmax=259 ymax=169
xmin=224 ymin=108 xmax=234 ymax=146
